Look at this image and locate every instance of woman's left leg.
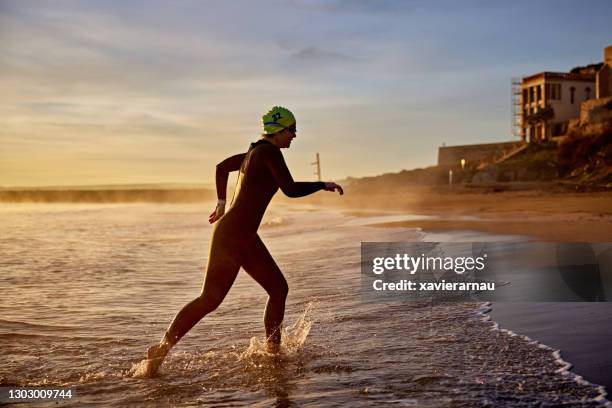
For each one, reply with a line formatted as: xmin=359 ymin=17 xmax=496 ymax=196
xmin=240 ymin=234 xmax=289 ymax=350
xmin=144 ymin=231 xmax=241 ymax=375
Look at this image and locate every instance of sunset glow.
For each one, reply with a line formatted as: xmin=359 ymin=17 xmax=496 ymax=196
xmin=1 ymin=0 xmax=610 ymax=186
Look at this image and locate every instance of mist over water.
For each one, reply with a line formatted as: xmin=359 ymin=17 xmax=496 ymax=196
xmin=0 ymin=188 xmax=215 ymax=203
xmin=0 ymin=203 xmax=606 ymax=406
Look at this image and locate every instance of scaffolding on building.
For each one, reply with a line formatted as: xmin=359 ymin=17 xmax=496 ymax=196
xmin=511 ymin=77 xmax=522 ymax=139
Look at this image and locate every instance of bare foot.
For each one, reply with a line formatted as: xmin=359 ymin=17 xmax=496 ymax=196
xmin=145 ymin=343 xmax=168 ymax=376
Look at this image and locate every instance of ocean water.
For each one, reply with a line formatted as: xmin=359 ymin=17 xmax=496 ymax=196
xmin=0 ymin=203 xmax=607 ymax=407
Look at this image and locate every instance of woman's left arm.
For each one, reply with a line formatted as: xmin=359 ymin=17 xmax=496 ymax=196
xmin=264 ymin=146 xmax=342 ymax=197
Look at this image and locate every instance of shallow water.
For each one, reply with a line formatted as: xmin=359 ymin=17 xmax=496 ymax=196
xmin=0 ymin=203 xmax=607 ymax=406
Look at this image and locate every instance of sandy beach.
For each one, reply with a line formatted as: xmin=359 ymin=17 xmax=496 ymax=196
xmin=297 ymin=183 xmax=612 ymax=241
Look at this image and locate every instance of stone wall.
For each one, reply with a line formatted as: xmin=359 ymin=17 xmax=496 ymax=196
xmin=580 ymin=97 xmax=612 ymax=123
xmin=437 ymin=141 xmax=522 ymax=167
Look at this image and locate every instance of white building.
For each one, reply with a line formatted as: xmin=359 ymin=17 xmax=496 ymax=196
xmin=520 ymin=71 xmax=595 ymax=142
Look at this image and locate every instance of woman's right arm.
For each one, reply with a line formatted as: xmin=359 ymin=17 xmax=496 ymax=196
xmin=209 ymin=153 xmax=246 ymax=223
xmin=215 ymin=153 xmax=246 ymax=201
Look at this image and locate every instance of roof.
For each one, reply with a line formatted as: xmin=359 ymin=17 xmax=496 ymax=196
xmin=522 ymin=71 xmax=595 ymax=83
xmin=438 ymin=141 xmax=521 ymax=150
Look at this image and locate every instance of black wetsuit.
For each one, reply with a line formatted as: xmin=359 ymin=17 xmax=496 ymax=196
xmin=165 ymin=139 xmax=324 ymax=345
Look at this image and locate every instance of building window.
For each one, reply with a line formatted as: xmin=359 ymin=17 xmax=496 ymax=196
xmin=536 ymin=85 xmax=542 ymax=101
xmin=523 ymin=88 xmax=528 ymax=106
xmin=585 ymin=87 xmax=591 ymax=100
xmin=570 ymin=86 xmax=575 ymax=104
xmin=546 ymin=83 xmax=562 ymax=100
xmin=529 ymin=87 xmax=534 ymax=103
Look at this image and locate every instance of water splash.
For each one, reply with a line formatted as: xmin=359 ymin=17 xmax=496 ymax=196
xmin=239 ymin=301 xmax=314 ymax=360
xmin=127 ymin=359 xmax=151 ymax=379
xmin=262 ymin=216 xmax=290 ymax=228
xmin=79 ymin=370 xmax=108 ymax=383
xmin=126 ymin=302 xmax=314 ymax=379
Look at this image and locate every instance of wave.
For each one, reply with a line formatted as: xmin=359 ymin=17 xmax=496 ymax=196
xmin=478 ymin=302 xmax=610 ymax=405
xmin=0 ymin=319 xmax=80 ymax=331
xmin=261 ymin=216 xmax=291 ymax=228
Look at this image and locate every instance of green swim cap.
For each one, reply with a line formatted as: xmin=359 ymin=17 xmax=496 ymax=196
xmin=262 ymin=106 xmax=296 ymax=135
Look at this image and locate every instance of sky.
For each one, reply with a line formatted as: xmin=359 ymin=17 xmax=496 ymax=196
xmin=1 ymin=0 xmax=611 ymax=187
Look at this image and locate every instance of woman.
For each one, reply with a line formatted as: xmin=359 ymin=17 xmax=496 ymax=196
xmin=146 ymin=106 xmax=343 ymax=375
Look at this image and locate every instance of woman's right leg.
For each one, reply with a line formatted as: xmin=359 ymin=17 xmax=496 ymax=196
xmin=240 ymin=234 xmax=289 ymax=352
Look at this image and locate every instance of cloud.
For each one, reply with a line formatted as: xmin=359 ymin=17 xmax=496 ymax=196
xmin=289 ymin=0 xmax=416 ymax=14
xmin=0 ymin=2 xmax=282 ymax=101
xmin=289 ymin=46 xmax=352 ymax=64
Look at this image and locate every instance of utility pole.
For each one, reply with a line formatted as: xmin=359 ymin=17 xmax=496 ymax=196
xmin=311 ymin=152 xmax=321 ymax=181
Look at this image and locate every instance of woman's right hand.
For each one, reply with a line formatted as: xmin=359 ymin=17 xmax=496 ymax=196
xmin=208 ymin=201 xmax=226 ymax=224
xmin=324 ymin=182 xmax=344 ymax=195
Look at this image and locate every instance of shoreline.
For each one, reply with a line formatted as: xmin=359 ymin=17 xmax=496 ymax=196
xmin=338 ymin=194 xmax=612 ymax=397
xmin=488 ymin=302 xmax=612 ymax=396
xmin=372 ymin=216 xmax=611 ymax=242
xmin=296 ymin=184 xmax=612 ymax=242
